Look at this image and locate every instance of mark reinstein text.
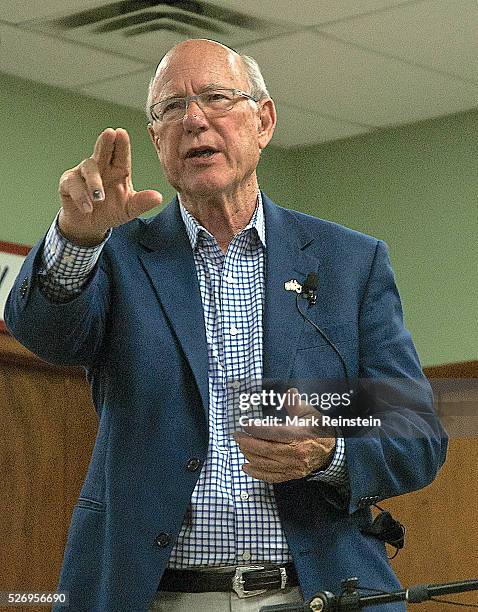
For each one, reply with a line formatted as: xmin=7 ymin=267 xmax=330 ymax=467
xmin=239 ymin=415 xmax=382 ymax=428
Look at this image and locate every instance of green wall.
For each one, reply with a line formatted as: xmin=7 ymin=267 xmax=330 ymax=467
xmin=1 ymin=71 xmax=476 ymax=365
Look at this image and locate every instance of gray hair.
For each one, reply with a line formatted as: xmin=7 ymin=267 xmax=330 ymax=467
xmin=145 ymin=52 xmax=270 ymax=122
xmin=240 ymin=54 xmax=270 ymax=100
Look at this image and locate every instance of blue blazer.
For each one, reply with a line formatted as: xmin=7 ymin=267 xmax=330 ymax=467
xmin=5 ymin=194 xmax=447 ymax=611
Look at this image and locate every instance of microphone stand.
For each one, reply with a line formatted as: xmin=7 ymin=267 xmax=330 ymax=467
xmin=259 ymin=577 xmax=478 ymax=611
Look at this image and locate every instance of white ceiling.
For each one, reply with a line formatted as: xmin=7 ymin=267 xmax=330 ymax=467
xmin=1 ymin=0 xmax=477 ymax=148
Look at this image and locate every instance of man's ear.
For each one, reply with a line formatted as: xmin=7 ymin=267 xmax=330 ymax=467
xmin=257 ymin=99 xmax=276 ymax=150
xmin=147 ymin=124 xmax=160 ymax=151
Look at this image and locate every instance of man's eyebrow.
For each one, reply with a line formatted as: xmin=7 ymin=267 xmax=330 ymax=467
xmin=202 ymin=83 xmax=227 ymax=91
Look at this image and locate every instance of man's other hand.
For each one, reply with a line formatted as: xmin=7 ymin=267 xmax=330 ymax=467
xmin=58 ymin=128 xmax=163 ymax=246
xmin=234 ymin=388 xmax=336 ymax=483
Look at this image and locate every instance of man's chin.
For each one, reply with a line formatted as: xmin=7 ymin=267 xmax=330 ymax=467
xmin=180 ymin=179 xmax=228 ymax=198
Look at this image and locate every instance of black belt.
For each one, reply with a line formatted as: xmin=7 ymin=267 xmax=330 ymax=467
xmin=159 ymin=563 xmax=298 ymax=598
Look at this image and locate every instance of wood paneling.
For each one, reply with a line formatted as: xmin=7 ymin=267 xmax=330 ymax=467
xmin=387 ymin=437 xmax=478 ymax=608
xmin=0 ymin=334 xmax=96 ymax=612
xmin=384 ymin=360 xmax=478 ymax=608
xmin=424 ymin=360 xmax=478 ymax=379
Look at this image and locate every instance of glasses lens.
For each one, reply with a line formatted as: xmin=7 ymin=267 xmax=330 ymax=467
xmin=199 ymin=90 xmax=235 ymax=113
xmin=157 ymin=98 xmax=185 ymax=122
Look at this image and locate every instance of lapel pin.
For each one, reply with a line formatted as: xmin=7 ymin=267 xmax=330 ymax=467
xmin=284 ymin=279 xmax=302 ymax=294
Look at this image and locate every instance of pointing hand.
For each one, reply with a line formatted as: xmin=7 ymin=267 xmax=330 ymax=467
xmin=58 ymin=128 xmax=163 ymax=245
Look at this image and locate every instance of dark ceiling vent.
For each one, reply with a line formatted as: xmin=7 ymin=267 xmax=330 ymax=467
xmin=48 ymin=0 xmax=277 ymax=38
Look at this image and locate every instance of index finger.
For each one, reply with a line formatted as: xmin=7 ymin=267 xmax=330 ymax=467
xmin=92 ymin=128 xmax=116 ymax=173
xmin=110 ymin=128 xmax=131 ymax=173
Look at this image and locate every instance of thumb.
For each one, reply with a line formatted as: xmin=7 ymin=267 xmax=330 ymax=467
xmin=129 ymin=189 xmax=163 ymax=218
xmin=284 ymin=388 xmax=316 ymax=418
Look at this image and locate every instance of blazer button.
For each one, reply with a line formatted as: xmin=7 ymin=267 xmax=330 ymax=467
xmin=186 ymin=458 xmax=201 ymax=472
xmin=155 ymin=532 xmax=171 ymax=548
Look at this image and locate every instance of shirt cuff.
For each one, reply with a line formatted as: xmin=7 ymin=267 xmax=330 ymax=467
xmin=306 ymin=433 xmax=348 ymax=488
xmin=39 ymin=210 xmax=110 ymax=301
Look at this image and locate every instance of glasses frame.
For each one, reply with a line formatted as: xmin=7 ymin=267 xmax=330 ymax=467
xmin=149 ymin=88 xmax=258 ymax=123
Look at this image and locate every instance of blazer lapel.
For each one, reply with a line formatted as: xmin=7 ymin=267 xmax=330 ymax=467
xmin=262 ymin=194 xmax=318 ymax=383
xmin=137 ymin=199 xmax=209 ymax=416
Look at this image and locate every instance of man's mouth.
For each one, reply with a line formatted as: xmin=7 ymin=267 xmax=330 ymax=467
xmin=185 ymin=147 xmax=218 ymax=158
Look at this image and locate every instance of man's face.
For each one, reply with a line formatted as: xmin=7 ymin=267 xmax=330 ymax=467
xmin=148 ymin=41 xmax=275 ymax=199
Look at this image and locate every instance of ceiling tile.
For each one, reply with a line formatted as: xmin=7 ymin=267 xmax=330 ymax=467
xmin=210 ymin=0 xmax=412 ymax=27
xmin=240 ymin=32 xmax=478 ymax=127
xmin=320 ymin=0 xmax=478 ymax=83
xmin=272 ymin=103 xmax=371 ymax=148
xmin=0 ymin=1 xmax=105 ymax=24
xmin=79 ymin=70 xmax=153 ymax=113
xmin=68 ymin=28 xmax=191 ymax=65
xmin=0 ymin=23 xmax=146 ymax=88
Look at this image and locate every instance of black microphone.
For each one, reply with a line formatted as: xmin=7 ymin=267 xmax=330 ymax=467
xmin=300 ymin=272 xmax=319 ymax=306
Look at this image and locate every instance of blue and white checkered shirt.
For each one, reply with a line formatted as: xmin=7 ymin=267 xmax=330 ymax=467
xmin=40 ymin=194 xmax=347 ymax=567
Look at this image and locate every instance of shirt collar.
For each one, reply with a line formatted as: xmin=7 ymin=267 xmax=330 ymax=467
xmin=179 ymin=192 xmax=266 ymax=251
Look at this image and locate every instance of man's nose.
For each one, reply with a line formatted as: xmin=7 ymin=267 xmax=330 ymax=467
xmin=182 ymin=100 xmax=209 ymax=132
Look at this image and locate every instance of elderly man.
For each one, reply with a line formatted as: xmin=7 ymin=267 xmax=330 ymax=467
xmin=5 ymin=39 xmax=446 ymax=612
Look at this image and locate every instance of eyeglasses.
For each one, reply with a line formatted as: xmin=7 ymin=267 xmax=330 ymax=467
xmin=149 ymin=88 xmax=258 ymax=123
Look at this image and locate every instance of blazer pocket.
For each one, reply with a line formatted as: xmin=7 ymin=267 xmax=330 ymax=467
xmin=75 ymin=497 xmax=106 ymax=512
xmin=297 ymin=321 xmax=357 ymax=350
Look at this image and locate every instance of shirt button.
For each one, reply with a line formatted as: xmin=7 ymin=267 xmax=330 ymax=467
xmin=231 ymin=380 xmax=241 ymax=390
xmin=240 ymin=491 xmax=249 ymax=501
xmin=229 ymin=326 xmax=239 ymax=336
xmin=241 ymin=552 xmax=251 ymax=561
xmin=155 ymin=532 xmax=171 ymax=548
xmin=186 ymin=458 xmax=202 ymax=472
xmin=19 ymin=278 xmax=29 ymax=298
xmin=224 ymin=274 xmax=234 ymax=283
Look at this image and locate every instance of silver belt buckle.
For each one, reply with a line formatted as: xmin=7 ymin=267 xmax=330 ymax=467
xmin=232 ymin=566 xmax=267 ymax=598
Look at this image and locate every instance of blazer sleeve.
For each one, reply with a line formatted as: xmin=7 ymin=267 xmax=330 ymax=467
xmin=333 ymin=240 xmax=447 ymax=514
xmin=4 ymin=237 xmax=111 ymax=368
